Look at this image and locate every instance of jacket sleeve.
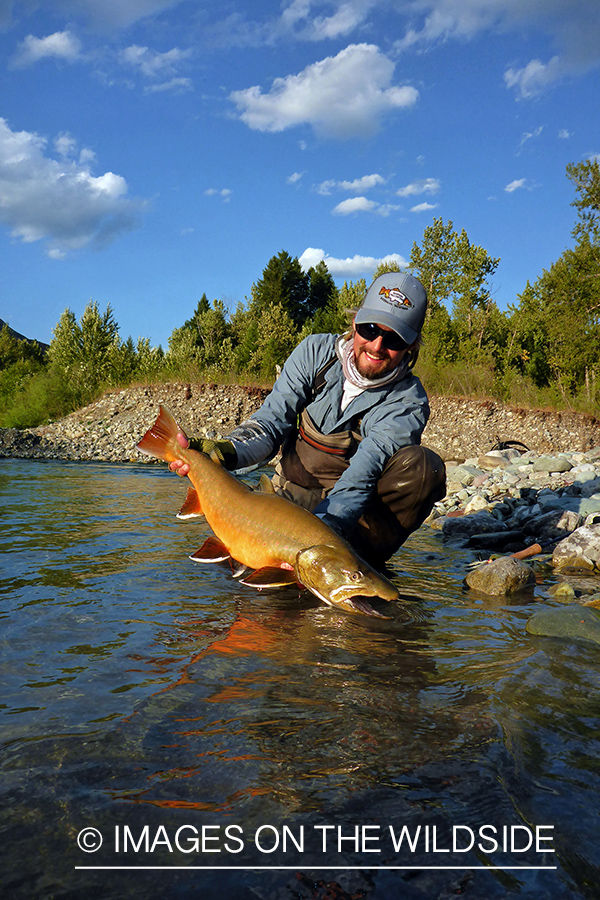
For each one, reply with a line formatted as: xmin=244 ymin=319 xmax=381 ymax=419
xmin=229 ymin=335 xmax=334 ymax=469
xmin=313 ymin=378 xmax=430 ymax=528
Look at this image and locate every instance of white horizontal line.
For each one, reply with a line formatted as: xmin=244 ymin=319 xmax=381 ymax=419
xmin=75 ymin=865 xmax=558 ymax=871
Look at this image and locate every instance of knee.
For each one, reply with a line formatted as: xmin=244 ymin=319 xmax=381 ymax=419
xmin=381 ymin=445 xmax=446 ymax=499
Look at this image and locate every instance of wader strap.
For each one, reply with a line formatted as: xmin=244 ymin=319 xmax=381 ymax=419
xmin=280 ymin=409 xmax=362 ymax=491
xmin=312 ymin=355 xmax=339 ymax=399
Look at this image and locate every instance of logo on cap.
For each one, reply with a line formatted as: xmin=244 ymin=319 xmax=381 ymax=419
xmin=379 ymin=286 xmax=414 ymax=309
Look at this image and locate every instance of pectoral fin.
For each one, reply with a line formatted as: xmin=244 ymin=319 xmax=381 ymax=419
xmin=239 ymin=567 xmax=300 ymax=588
xmin=190 ymin=536 xmax=231 ymax=563
xmin=177 ymin=487 xmax=204 ymax=519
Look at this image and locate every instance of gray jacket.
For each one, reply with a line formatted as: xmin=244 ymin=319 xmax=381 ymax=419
xmin=231 ymin=333 xmax=430 ymax=527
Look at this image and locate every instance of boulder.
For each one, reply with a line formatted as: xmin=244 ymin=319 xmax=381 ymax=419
xmin=443 ymin=510 xmax=505 ymax=540
xmin=465 ymin=556 xmax=536 ymax=596
xmin=552 ymin=524 xmax=600 ymax=573
xmin=526 ymin=605 xmax=600 ymax=646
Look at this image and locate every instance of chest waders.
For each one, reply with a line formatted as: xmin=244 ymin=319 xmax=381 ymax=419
xmin=271 ymin=357 xmax=447 ymax=564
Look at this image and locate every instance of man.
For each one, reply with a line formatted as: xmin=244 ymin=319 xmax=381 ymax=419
xmin=171 ymin=271 xmax=446 ymax=565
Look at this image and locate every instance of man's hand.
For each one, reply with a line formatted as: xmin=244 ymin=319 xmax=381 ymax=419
xmin=168 ymin=431 xmax=192 ymax=477
xmin=168 ymin=431 xmax=238 ymax=476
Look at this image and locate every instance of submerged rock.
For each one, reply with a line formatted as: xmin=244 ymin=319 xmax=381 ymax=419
xmin=526 ymin=605 xmax=600 ymax=646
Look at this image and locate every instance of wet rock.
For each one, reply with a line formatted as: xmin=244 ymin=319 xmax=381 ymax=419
xmin=526 ymin=509 xmax=584 ymax=545
xmin=465 ymin=556 xmax=536 ymax=595
xmin=547 ymin=583 xmax=577 ymax=601
xmin=443 ymin=511 xmax=505 ymax=541
xmin=552 ymin=524 xmax=600 ymax=573
xmin=526 ymin=604 xmax=600 ymax=646
xmin=468 ymin=530 xmax=526 ymax=551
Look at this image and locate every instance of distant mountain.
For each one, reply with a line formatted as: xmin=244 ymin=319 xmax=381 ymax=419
xmin=0 ymin=318 xmax=49 ymax=352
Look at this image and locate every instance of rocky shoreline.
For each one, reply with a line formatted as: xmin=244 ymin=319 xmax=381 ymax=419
xmin=2 ymin=380 xmax=600 ymax=464
xmin=2 ymin=381 xmax=600 ymax=639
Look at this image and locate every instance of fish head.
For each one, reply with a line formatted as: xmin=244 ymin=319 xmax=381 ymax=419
xmin=294 ymin=544 xmax=398 ymax=617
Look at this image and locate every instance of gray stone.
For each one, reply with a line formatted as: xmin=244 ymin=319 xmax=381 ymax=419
xmin=468 ymin=530 xmax=527 ymax=551
xmin=463 ymin=494 xmax=489 ymax=514
xmin=447 ymin=465 xmax=484 ymax=486
xmin=580 ymin=498 xmax=600 ymax=518
xmin=526 ymin=604 xmax=600 ymax=646
xmin=443 ymin=510 xmax=506 ymax=539
xmin=465 ymin=556 xmax=536 ymax=595
xmin=477 ymin=454 xmax=512 ymax=470
xmin=529 ymin=509 xmax=584 ymax=543
xmin=552 ymin=524 xmax=600 ymax=573
xmin=533 ymin=456 xmax=573 ymax=473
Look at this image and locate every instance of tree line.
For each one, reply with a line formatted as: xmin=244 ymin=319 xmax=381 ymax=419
xmin=1 ymin=158 xmax=598 ymax=428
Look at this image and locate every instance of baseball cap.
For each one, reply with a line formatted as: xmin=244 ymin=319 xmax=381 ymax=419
xmin=355 ymin=272 xmax=427 ymax=345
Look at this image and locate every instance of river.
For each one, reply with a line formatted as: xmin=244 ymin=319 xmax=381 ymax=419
xmin=1 ymin=459 xmax=599 ymax=899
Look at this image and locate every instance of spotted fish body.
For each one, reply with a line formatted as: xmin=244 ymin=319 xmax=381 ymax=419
xmin=136 ymin=405 xmax=399 ymax=616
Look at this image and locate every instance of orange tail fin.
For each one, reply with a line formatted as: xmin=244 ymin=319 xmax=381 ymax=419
xmin=136 ymin=404 xmax=181 ymax=463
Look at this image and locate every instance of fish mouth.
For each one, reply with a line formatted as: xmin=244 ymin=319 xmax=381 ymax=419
xmin=347 ymin=596 xmax=391 ymax=618
xmin=329 ymin=583 xmax=398 ymax=605
xmin=311 ymin=586 xmax=392 ymax=619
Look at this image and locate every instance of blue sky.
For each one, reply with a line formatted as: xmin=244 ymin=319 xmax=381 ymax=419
xmin=1 ymin=0 xmax=599 ymax=350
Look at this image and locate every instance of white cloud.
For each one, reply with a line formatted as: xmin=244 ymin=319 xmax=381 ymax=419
xmin=229 ymin=44 xmax=418 ymax=139
xmin=317 ymin=173 xmax=385 ymax=194
xmin=52 ymin=0 xmax=184 ymax=31
xmin=396 ymin=177 xmax=440 ymax=197
xmin=558 ymin=129 xmax=571 ymax=139
xmin=0 ymin=118 xmax=145 ymax=256
xmin=205 ymin=188 xmax=232 ymax=201
xmin=316 ymin=179 xmax=337 ymax=195
xmin=287 ymin=171 xmax=304 ymax=184
xmin=518 ymin=125 xmax=544 ymax=150
xmin=394 ymin=0 xmax=600 ymax=98
xmin=11 ymin=31 xmax=82 ymax=67
xmin=54 ymin=133 xmax=78 ymax=158
xmin=278 ymin=0 xmax=377 ymax=41
xmin=505 ymin=178 xmax=527 ymax=193
xmin=118 ymin=45 xmax=192 ymax=91
xmin=504 ymin=57 xmax=562 ymax=99
xmin=206 ymin=1 xmax=376 ymax=48
xmin=144 ymin=76 xmax=192 ymax=93
xmin=332 ymin=196 xmax=400 ymax=216
xmin=410 ymin=201 xmax=437 ymax=212
xmin=120 ymin=45 xmax=191 ymax=78
xmin=299 ymin=247 xmax=408 ymax=279
xmin=333 ymin=196 xmax=378 ymax=215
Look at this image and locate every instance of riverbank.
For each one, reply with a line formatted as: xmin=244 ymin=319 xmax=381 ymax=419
xmin=2 ymin=381 xmax=600 ymax=634
xmin=2 ymin=381 xmax=600 ymax=464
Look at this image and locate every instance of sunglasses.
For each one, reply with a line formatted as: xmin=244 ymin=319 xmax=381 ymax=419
xmin=355 ymin=322 xmax=409 ymax=351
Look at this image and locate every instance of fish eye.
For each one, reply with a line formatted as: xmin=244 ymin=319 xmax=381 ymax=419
xmin=350 ymin=571 xmax=361 ymax=581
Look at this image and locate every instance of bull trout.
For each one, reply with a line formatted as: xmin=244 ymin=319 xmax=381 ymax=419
xmin=136 ymin=405 xmax=399 ymax=616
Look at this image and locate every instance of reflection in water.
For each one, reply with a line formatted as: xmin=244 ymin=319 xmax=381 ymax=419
xmin=0 ymin=459 xmax=597 ymax=899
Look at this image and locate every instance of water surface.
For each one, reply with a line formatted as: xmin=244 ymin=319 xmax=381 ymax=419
xmin=1 ymin=459 xmax=599 ymax=899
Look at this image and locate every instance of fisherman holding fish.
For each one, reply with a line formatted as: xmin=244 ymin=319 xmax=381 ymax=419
xmin=169 ymin=272 xmax=446 ymax=567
